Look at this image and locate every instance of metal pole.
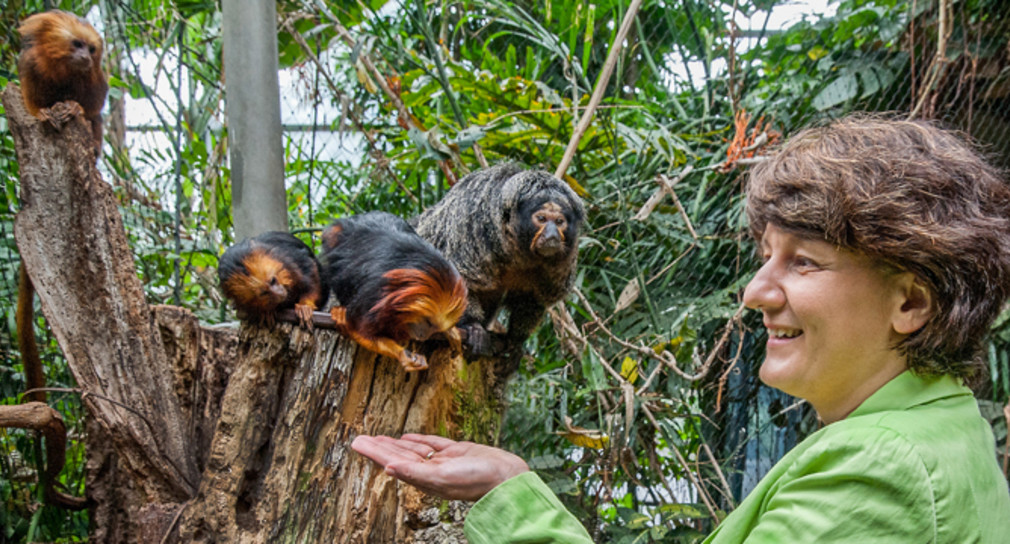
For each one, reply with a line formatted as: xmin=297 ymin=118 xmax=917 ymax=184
xmin=221 ymin=0 xmax=288 ymax=238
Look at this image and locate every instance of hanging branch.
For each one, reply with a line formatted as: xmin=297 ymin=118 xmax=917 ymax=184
xmin=554 ymin=0 xmax=645 ymax=180
xmin=0 ymin=402 xmax=89 ymax=510
xmin=641 ymin=404 xmax=722 ymax=522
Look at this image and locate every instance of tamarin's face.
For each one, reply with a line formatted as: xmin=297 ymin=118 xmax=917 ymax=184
xmin=380 ymin=268 xmax=467 ymax=342
xmin=525 ymin=201 xmax=571 ymax=258
xmin=405 ymin=316 xmax=441 ymax=342
xmin=225 ymin=252 xmax=292 ymax=310
xmin=20 ymin=11 xmax=103 ymax=76
xmin=61 ymin=30 xmax=102 ymax=72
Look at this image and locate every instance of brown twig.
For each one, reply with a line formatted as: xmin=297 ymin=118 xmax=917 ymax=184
xmin=701 ymin=440 xmax=735 ymax=508
xmin=326 ymin=18 xmax=469 ymax=180
xmin=659 ymin=171 xmax=698 ymax=241
xmin=23 ymin=387 xmax=152 ymax=425
xmin=160 ymin=499 xmax=191 ymax=544
xmin=715 ymin=322 xmax=747 ymax=413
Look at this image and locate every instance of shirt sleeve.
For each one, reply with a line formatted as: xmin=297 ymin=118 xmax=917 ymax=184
xmin=464 ymin=471 xmax=594 ymax=544
xmin=742 ymin=428 xmax=936 ymax=543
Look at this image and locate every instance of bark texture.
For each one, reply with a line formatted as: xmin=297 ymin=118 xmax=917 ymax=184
xmin=5 ymin=83 xmax=506 ymax=543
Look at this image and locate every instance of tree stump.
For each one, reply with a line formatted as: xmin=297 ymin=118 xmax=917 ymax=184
xmin=4 ymin=83 xmax=507 ymax=543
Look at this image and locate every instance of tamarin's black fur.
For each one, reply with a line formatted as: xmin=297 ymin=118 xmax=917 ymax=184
xmin=412 ymin=163 xmax=585 ymax=371
xmin=18 ymin=10 xmax=108 ymax=157
xmin=15 ymin=11 xmax=109 ymax=404
xmin=218 ymin=231 xmax=328 ymax=329
xmin=321 ymin=211 xmax=467 ymax=372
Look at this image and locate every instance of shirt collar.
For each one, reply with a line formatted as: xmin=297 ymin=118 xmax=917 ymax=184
xmin=848 ymin=370 xmax=972 ymax=418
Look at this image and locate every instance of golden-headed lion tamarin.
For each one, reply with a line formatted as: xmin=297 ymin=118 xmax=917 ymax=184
xmin=218 ymin=231 xmax=329 ymax=329
xmin=17 ymin=10 xmax=108 ymax=156
xmin=321 ymin=211 xmax=467 ymax=372
xmin=15 ymin=10 xmax=109 ymax=404
xmin=412 ymin=163 xmax=585 ymax=372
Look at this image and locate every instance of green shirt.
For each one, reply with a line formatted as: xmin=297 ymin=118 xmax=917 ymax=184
xmin=465 ymin=371 xmax=1010 ymax=543
xmin=465 ymin=471 xmax=594 ymax=543
xmin=705 ymin=370 xmax=1010 ymax=543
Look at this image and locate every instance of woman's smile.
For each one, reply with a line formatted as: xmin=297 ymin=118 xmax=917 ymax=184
xmin=743 ymin=224 xmax=914 ymax=422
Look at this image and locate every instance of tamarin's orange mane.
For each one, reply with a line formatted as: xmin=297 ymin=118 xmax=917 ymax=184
xmin=222 ymin=251 xmax=293 ymax=311
xmin=379 ymin=267 xmax=467 ymax=331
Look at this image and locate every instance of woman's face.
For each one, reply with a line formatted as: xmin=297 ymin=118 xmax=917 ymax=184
xmin=743 ymin=224 xmax=912 ymax=422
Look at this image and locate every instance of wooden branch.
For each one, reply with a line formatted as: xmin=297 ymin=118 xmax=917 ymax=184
xmin=4 ymin=83 xmax=199 ymax=499
xmin=0 ymin=402 xmax=88 ymax=509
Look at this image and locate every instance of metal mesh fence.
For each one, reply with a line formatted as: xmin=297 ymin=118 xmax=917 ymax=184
xmin=1 ymin=0 xmax=1008 ymax=540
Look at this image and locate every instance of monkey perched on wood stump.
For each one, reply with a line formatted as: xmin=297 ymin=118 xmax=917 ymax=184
xmin=412 ymin=163 xmax=585 ymax=371
xmin=218 ymin=231 xmax=328 ymax=329
xmin=14 ymin=10 xmax=109 ymax=406
xmin=321 ymin=211 xmax=467 ymax=372
xmin=17 ymin=10 xmax=108 ymax=157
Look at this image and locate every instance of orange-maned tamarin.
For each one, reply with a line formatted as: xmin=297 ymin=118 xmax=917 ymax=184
xmin=321 ymin=211 xmax=467 ymax=372
xmin=15 ymin=11 xmax=109 ymax=404
xmin=218 ymin=232 xmax=329 ymax=329
xmin=17 ymin=10 xmax=108 ymax=157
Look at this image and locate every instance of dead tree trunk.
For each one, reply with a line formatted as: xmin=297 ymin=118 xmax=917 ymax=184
xmin=4 ymin=83 xmax=507 ymax=543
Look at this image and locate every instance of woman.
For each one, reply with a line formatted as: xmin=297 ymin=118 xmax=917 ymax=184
xmin=352 ymin=116 xmax=1010 ymax=542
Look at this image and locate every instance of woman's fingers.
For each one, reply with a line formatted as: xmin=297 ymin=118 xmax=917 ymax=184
xmin=370 ymin=435 xmax=438 ymax=459
xmin=351 ymin=435 xmax=419 ymax=466
xmin=399 ymin=433 xmax=459 ymax=452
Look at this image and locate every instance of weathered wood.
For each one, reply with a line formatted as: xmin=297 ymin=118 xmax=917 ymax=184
xmin=5 ymin=81 xmax=509 ymax=542
xmin=6 ymin=84 xmax=198 ymax=503
xmin=173 ymin=320 xmax=501 ymax=542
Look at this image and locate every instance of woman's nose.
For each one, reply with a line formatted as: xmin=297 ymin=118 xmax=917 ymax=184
xmin=743 ymin=261 xmax=785 ymax=311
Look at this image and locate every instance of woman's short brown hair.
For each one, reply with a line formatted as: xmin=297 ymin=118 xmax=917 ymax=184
xmin=746 ymin=114 xmax=1010 ymax=380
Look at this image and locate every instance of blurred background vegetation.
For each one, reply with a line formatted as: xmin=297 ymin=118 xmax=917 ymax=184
xmin=1 ymin=0 xmax=1008 ymax=541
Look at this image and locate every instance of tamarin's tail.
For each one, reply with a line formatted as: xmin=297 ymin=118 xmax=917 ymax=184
xmin=17 ymin=263 xmax=45 ymax=403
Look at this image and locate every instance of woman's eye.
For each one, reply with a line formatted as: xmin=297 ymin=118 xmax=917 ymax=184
xmin=792 ymin=257 xmax=819 ymax=271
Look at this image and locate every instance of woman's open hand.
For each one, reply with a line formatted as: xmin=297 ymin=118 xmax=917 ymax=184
xmin=351 ymin=433 xmax=529 ymax=502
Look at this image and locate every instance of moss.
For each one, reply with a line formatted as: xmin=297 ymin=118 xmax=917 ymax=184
xmin=452 ymin=361 xmax=502 ymax=443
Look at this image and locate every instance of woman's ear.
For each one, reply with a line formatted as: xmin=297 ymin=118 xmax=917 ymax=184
xmin=893 ymin=273 xmax=933 ymax=335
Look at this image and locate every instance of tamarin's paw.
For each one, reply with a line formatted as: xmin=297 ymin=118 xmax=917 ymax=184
xmin=39 ymin=101 xmax=85 ymax=130
xmin=294 ymin=304 xmax=315 ymax=330
xmin=399 ymin=350 xmax=429 ymax=372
